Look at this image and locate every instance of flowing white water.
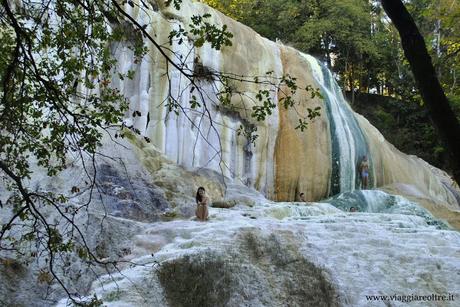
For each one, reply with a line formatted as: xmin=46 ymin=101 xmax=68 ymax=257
xmin=303 ymin=54 xmax=371 ymax=195
xmin=324 ymin=189 xmax=450 ymax=229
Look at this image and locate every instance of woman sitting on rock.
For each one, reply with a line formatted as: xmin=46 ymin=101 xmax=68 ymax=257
xmin=195 ymin=187 xmax=209 ymax=221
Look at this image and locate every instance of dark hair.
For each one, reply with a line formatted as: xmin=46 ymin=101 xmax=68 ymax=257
xmin=299 ymin=193 xmax=305 ymax=197
xmin=196 ymin=187 xmax=205 ymax=203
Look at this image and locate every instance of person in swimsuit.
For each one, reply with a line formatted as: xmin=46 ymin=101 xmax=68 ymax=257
xmin=195 ymin=187 xmax=209 ymax=221
xmin=359 ymin=155 xmax=369 ymax=189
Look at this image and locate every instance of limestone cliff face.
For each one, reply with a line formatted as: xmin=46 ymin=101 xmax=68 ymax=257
xmin=117 ymin=0 xmax=458 ymax=209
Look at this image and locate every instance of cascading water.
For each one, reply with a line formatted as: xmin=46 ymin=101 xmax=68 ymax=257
xmin=303 ymin=54 xmax=372 ymax=196
xmin=323 ymin=189 xmax=450 ymax=229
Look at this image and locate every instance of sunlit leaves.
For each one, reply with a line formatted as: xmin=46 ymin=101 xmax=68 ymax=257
xmin=168 ymin=25 xmax=187 ymax=45
xmin=168 ymin=13 xmax=233 ymax=50
xmin=0 ymin=0 xmax=134 ymax=184
xmin=208 ymin=70 xmax=322 ymax=143
xmin=189 ymin=14 xmax=233 ymax=50
xmin=166 ymin=97 xmax=180 ymax=115
xmin=252 ymin=89 xmax=276 ymax=121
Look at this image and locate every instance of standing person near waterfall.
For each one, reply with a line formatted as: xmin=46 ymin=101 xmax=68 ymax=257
xmin=195 ymin=187 xmax=209 ymax=221
xmin=359 ymin=156 xmax=369 ymax=189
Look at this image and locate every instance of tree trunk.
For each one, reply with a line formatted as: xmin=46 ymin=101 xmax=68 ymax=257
xmin=381 ymin=0 xmax=460 ymax=184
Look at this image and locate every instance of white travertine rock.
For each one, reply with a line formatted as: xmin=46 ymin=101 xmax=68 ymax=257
xmin=56 ymin=191 xmax=460 ymax=307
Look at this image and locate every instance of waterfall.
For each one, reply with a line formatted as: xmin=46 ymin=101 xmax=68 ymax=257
xmin=302 ymin=54 xmax=372 ymax=195
xmin=108 ymin=1 xmax=458 ymax=204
